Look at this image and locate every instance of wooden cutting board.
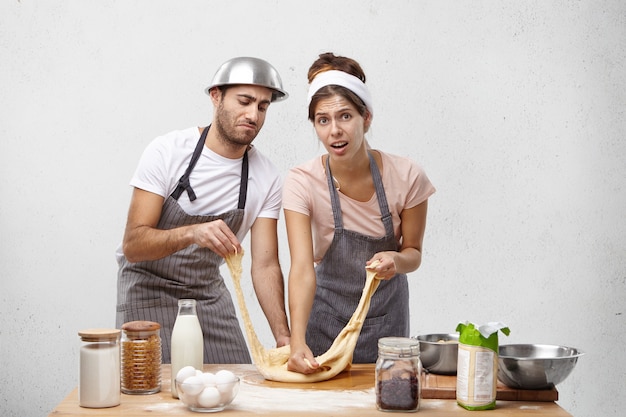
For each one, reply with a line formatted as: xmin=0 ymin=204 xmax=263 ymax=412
xmin=227 ymin=364 xmax=558 ymax=402
xmin=421 ymin=372 xmax=558 ymax=402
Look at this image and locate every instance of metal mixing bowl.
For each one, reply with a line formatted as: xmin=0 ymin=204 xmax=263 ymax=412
xmin=415 ymin=333 xmax=459 ymax=375
xmin=498 ymin=344 xmax=584 ymax=390
xmin=205 ymin=57 xmax=288 ymax=102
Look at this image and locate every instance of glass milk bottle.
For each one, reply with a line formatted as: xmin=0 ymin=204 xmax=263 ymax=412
xmin=78 ymin=328 xmax=121 ymax=408
xmin=170 ymin=299 xmax=204 ymax=398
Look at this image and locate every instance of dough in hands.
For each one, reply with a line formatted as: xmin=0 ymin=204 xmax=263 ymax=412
xmin=225 ymin=251 xmax=382 ymax=382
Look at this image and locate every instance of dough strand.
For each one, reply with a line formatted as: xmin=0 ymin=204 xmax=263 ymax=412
xmin=226 ymin=251 xmax=381 ymax=382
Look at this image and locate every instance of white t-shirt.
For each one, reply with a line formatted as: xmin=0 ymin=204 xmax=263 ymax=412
xmin=282 ymin=151 xmax=435 ymax=263
xmin=116 ymin=127 xmax=282 ymax=259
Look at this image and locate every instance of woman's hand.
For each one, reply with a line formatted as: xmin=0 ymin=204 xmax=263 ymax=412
xmin=366 ymin=252 xmax=398 ymax=280
xmin=287 ymin=343 xmax=320 ymax=374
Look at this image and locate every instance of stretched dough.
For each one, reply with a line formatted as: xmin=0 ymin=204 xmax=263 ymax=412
xmin=226 ymin=251 xmax=381 ymax=382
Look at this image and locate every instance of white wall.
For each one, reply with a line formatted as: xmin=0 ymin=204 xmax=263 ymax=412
xmin=1 ymin=1 xmax=624 ymax=416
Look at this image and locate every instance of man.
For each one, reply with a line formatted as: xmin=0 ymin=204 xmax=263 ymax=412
xmin=115 ymin=57 xmax=291 ymax=364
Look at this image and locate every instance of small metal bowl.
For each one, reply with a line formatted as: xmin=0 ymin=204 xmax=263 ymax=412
xmin=498 ymin=344 xmax=584 ymax=390
xmin=415 ymin=333 xmax=459 ymax=375
xmin=206 ymin=57 xmax=288 ymax=101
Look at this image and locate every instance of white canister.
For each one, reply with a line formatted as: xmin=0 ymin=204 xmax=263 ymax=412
xmin=78 ymin=328 xmax=121 ymax=408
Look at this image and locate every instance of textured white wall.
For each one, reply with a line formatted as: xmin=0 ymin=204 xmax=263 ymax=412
xmin=1 ymin=1 xmax=624 ymax=416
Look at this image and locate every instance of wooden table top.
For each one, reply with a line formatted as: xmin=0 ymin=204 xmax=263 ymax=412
xmin=48 ymin=364 xmax=573 ymax=416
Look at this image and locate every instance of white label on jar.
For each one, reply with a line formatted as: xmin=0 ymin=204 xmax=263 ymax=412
xmin=79 ymin=343 xmax=120 ymax=408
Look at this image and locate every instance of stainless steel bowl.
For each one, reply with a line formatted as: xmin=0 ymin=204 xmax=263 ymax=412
xmin=498 ymin=344 xmax=584 ymax=390
xmin=205 ymin=57 xmax=288 ymax=102
xmin=415 ymin=333 xmax=459 ymax=375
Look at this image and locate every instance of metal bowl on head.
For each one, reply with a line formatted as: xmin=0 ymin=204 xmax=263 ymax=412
xmin=205 ymin=56 xmax=288 ymax=102
xmin=498 ymin=344 xmax=584 ymax=390
xmin=415 ymin=333 xmax=459 ymax=375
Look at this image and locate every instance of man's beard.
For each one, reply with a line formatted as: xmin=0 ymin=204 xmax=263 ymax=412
xmin=214 ymin=102 xmax=259 ymax=150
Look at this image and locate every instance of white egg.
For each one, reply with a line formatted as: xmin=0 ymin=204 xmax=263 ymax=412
xmin=176 ymin=365 xmax=197 ymax=383
xmin=215 ymin=369 xmax=238 ymax=394
xmin=215 ymin=369 xmax=236 ymax=383
xmin=181 ymin=375 xmax=205 ymax=396
xmin=201 ymin=372 xmax=217 ymax=387
xmin=195 ymin=369 xmax=204 ymax=377
xmin=197 ymin=386 xmax=221 ymax=408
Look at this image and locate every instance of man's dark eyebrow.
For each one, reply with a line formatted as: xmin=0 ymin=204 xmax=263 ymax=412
xmin=237 ymin=93 xmax=271 ymax=105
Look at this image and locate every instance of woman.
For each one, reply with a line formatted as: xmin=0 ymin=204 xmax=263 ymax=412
xmin=283 ymin=52 xmax=436 ymax=374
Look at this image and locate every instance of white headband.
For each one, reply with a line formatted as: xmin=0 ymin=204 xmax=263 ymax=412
xmin=307 ymin=70 xmax=374 ymax=118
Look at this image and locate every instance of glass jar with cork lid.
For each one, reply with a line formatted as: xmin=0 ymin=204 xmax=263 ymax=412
xmin=121 ymin=321 xmax=162 ymax=394
xmin=78 ymin=328 xmax=121 ymax=408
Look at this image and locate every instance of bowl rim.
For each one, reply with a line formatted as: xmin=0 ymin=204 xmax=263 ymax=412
xmin=176 ymin=376 xmax=241 ymax=388
xmin=175 ymin=377 xmax=240 ymax=392
xmin=175 ymin=377 xmax=240 ymax=408
xmin=498 ymin=343 xmax=584 ymax=360
xmin=414 ymin=333 xmax=460 ymax=343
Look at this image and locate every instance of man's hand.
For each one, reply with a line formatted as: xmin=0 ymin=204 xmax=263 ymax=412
xmin=192 ymin=219 xmax=241 ymax=258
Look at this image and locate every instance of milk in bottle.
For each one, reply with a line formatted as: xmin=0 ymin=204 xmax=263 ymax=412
xmin=170 ymin=299 xmax=204 ymax=398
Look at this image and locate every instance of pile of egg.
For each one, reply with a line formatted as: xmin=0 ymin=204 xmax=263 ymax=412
xmin=176 ymin=366 xmax=239 ymax=409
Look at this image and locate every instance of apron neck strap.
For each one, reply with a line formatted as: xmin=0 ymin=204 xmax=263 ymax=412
xmin=170 ymin=125 xmax=249 ymax=210
xmin=325 ymin=151 xmax=393 ymax=236
xmin=237 ymin=151 xmax=249 ymax=210
xmin=170 ymin=126 xmax=210 ymax=202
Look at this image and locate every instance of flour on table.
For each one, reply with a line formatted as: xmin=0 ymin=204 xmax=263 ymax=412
xmin=225 ymin=251 xmax=381 ymax=383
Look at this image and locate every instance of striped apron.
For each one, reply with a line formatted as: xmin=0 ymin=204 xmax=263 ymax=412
xmin=306 ymin=152 xmax=410 ymax=363
xmin=116 ymin=127 xmax=252 ymax=364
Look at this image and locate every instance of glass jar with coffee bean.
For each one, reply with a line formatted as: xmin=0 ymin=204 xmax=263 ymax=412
xmin=121 ymin=321 xmax=162 ymax=394
xmin=375 ymin=337 xmax=421 ymax=412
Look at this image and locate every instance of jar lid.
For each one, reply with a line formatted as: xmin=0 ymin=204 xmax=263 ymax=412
xmin=378 ymin=337 xmax=420 ymax=357
xmin=121 ymin=320 xmax=161 ymax=333
xmin=78 ymin=328 xmax=121 ymax=342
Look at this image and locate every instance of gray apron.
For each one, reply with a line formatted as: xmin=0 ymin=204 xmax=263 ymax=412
xmin=116 ymin=127 xmax=252 ymax=364
xmin=306 ymin=152 xmax=410 ymax=363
